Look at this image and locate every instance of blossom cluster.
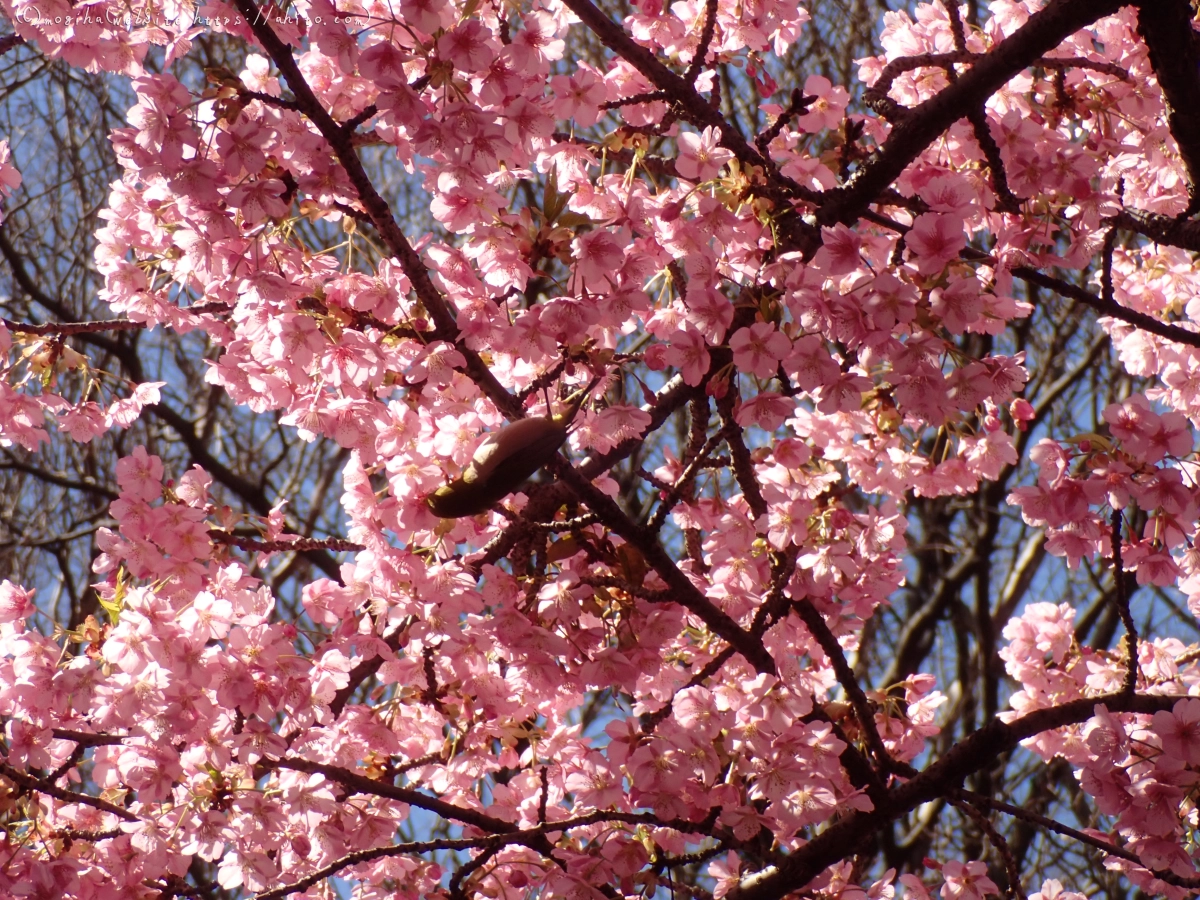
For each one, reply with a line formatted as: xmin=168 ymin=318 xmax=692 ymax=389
xmin=3 ymin=0 xmax=1200 ymax=898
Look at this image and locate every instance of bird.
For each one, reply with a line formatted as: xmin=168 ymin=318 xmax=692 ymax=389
xmin=425 ymin=384 xmax=592 ymax=518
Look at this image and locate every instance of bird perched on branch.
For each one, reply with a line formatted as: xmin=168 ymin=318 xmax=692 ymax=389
xmin=426 ymin=383 xmax=594 ymax=518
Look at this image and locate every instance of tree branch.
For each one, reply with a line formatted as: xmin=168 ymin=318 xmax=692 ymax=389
xmin=229 ymin=0 xmax=522 ymax=421
xmin=822 ymin=0 xmax=1124 ymax=228
xmin=728 ymin=690 xmax=1186 ymax=900
xmin=553 ymin=459 xmax=778 ymax=675
xmin=0 ymin=761 xmax=137 ymax=822
xmin=1132 ymin=0 xmax=1200 ymax=214
xmin=1010 ymin=265 xmax=1200 ymax=348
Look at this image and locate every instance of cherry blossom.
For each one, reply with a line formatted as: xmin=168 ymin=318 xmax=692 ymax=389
xmin=940 ymin=861 xmax=999 ymax=900
xmin=675 ymin=126 xmax=733 ymax=182
xmin=5 ymin=0 xmax=1200 ymax=899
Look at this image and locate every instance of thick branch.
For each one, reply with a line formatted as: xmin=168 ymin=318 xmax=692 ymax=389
xmin=52 ymin=728 xmax=128 ymax=746
xmin=207 ymin=530 xmax=365 ymax=554
xmin=255 ymin=836 xmax=511 ymax=900
xmin=270 ymin=757 xmax=538 ymax=840
xmin=715 ymin=388 xmax=767 ymax=519
xmin=728 ymin=691 xmax=1184 ymax=900
xmin=328 ymin=619 xmax=411 ymax=718
xmin=792 ymin=599 xmax=909 ymax=775
xmin=230 ymin=0 xmax=521 ymax=420
xmin=553 ymin=460 xmax=778 ymax=675
xmin=1 ymin=317 xmax=144 ymax=336
xmin=1112 ymin=207 xmax=1200 ymax=250
xmin=821 ymin=0 xmax=1124 ymax=228
xmin=1133 ymin=0 xmax=1200 ymax=212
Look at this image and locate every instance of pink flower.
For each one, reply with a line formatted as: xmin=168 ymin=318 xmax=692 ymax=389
xmin=433 ymin=412 xmax=484 ymax=465
xmin=578 ymin=405 xmax=652 ymax=453
xmin=764 ymin=495 xmax=811 ymax=550
xmin=709 ymin=853 xmax=742 ymax=900
xmin=6 ymin=719 xmax=51 ymax=768
xmin=1029 ymin=880 xmax=1088 ymax=900
xmin=736 ymin=392 xmax=794 ymax=430
xmin=795 ymin=75 xmax=849 ymax=132
xmin=940 ymin=861 xmax=998 ymax=900
xmin=816 ymin=223 xmax=865 ymax=275
xmin=787 ymin=334 xmax=840 ymax=392
xmin=684 ymin=285 xmax=734 ymax=343
xmin=676 ymin=126 xmax=733 ymax=182
xmin=224 ymin=178 xmax=288 ymax=223
xmin=663 ymin=326 xmax=711 ymax=386
xmin=901 ymin=875 xmax=934 ymax=900
xmin=0 ymin=139 xmax=21 ymax=223
xmin=1123 ymin=540 xmax=1183 ymax=586
xmin=359 ymin=40 xmax=412 ymax=88
xmin=1152 ymin=698 xmax=1200 ymax=766
xmin=397 ymin=0 xmax=452 ymax=34
xmin=564 ymin=754 xmax=624 ymax=810
xmin=1145 ymin=411 xmax=1193 ymax=461
xmin=1101 ymin=395 xmax=1185 ymax=463
xmin=551 ymin=68 xmax=608 ymax=127
xmin=511 ymin=10 xmax=566 ymax=69
xmin=0 ymin=580 xmax=34 ymax=623
xmin=1131 ymin=467 xmax=1192 ymax=516
xmin=437 ymin=19 xmax=495 ymax=73
xmin=907 ymin=213 xmax=966 ymax=275
xmin=730 ymin=322 xmax=792 ymax=379
xmin=931 ymin=277 xmax=983 ymax=334
xmin=573 ymin=228 xmax=628 ymax=291
xmin=1010 ymin=397 xmax=1035 ymax=424
xmin=920 ymin=174 xmax=977 ymax=216
xmin=214 ymin=118 xmax=268 ymax=177
xmin=115 ymin=446 xmax=164 ymax=503
xmin=106 ymin=382 xmax=165 ymax=429
xmin=627 ymin=741 xmax=684 ymax=792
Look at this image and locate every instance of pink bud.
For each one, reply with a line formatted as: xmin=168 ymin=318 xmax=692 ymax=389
xmin=1010 ymin=398 xmax=1035 ymax=421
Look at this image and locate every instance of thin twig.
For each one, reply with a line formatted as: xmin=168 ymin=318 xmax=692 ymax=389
xmin=0 ymin=762 xmax=137 ymax=822
xmin=1110 ymin=508 xmax=1138 ymax=696
xmin=951 ymin=794 xmax=1028 ymax=900
xmin=207 ymin=530 xmax=365 ymax=553
xmin=684 ymin=0 xmax=719 ymax=84
xmin=1 ymin=317 xmax=145 ymax=336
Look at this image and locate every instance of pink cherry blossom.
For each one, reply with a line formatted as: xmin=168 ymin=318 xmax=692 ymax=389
xmin=5 ymin=2 xmax=1200 ymax=899
xmin=795 ymin=75 xmax=850 ymax=133
xmin=663 ymin=325 xmax=712 ymax=386
xmin=906 ymin=213 xmax=967 ymax=274
xmin=730 ymin=322 xmax=792 ymax=379
xmin=1152 ymin=698 xmax=1200 ymax=766
xmin=940 ymin=861 xmax=998 ymax=900
xmin=676 ymin=126 xmax=733 ymax=182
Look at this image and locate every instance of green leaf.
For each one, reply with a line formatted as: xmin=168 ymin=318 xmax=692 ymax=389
xmin=556 ymin=212 xmax=595 ymax=229
xmin=542 ymin=165 xmax=568 ymax=225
